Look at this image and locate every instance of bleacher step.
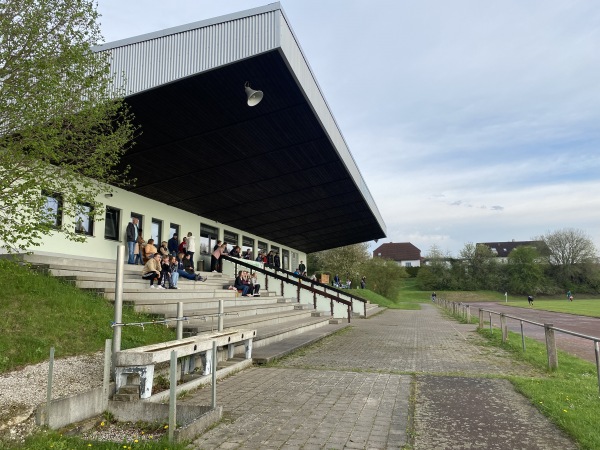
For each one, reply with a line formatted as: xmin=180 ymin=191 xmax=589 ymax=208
xmin=252 ymin=321 xmax=350 ymax=364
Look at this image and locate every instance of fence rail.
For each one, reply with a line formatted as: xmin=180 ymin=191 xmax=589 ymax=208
xmin=435 ymin=299 xmax=600 ymax=395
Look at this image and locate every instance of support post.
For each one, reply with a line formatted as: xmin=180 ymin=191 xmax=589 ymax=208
xmin=520 ymin=321 xmax=526 ymax=352
xmin=177 ymin=302 xmax=184 ymax=340
xmin=211 ymin=340 xmax=217 ymax=409
xmin=218 ymin=299 xmax=224 ymax=332
xmin=103 ymin=339 xmax=112 ymax=409
xmin=466 ymin=305 xmax=471 ymax=323
xmin=500 ymin=314 xmax=508 ymax=343
xmin=479 ymin=309 xmax=484 ymax=329
xmin=46 ymin=347 xmax=55 ymax=427
xmin=169 ymin=350 xmax=177 ymax=443
xmin=544 ymin=323 xmax=558 ymax=370
xmin=595 ymin=341 xmax=600 ymax=396
xmin=113 ymin=244 xmax=126 ymax=368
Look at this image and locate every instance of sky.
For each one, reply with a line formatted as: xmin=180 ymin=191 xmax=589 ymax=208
xmin=96 ymin=0 xmax=600 ymax=257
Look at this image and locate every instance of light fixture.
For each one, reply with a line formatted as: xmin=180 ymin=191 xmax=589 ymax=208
xmin=245 ymin=81 xmax=263 ymax=107
xmin=104 ymin=193 xmax=113 ymax=198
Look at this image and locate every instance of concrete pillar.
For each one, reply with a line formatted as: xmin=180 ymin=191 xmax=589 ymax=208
xmin=544 ymin=323 xmax=558 ymax=370
xmin=466 ymin=305 xmax=471 ymax=323
xmin=479 ymin=309 xmax=484 ymax=329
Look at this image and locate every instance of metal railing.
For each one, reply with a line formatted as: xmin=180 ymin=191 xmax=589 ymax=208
xmin=221 ymin=255 xmax=367 ymax=322
xmin=436 ymin=298 xmax=600 ymax=394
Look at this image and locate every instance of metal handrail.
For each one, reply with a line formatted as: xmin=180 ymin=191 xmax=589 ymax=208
xmin=221 ymin=255 xmax=366 ymax=322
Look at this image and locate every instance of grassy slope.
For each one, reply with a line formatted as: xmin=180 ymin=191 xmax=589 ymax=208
xmin=347 ymin=278 xmax=422 ymax=310
xmin=0 ymin=260 xmax=176 ymax=373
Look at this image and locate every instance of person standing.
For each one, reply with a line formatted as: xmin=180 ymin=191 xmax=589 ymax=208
xmin=126 ymin=217 xmax=139 ymax=264
xmin=186 ymin=232 xmax=196 ymax=268
xmin=211 ymin=242 xmax=227 ymax=273
xmin=298 ymin=260 xmax=306 ymax=276
xmin=273 ymin=252 xmax=281 ymax=270
xmin=167 ymin=233 xmax=179 ymax=257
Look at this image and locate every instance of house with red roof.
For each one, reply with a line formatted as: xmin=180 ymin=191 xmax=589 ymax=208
xmin=373 ymin=242 xmax=422 ymax=267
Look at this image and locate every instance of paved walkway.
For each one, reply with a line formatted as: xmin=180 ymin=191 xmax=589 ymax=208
xmin=181 ymin=304 xmax=578 ymax=449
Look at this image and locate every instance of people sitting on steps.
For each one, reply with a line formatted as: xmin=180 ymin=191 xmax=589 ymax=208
xmin=182 ymin=252 xmax=207 ymax=282
xmin=250 ymin=271 xmax=260 ymax=296
xmin=142 ymin=253 xmax=163 ymax=288
xmin=143 ymin=238 xmax=158 ymax=264
xmin=176 ymin=252 xmax=196 ymax=281
xmin=160 ymin=254 xmax=177 ymax=289
xmin=234 ymin=270 xmax=252 ymax=296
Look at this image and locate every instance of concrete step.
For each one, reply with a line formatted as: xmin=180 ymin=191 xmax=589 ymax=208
xmin=132 ymin=296 xmax=287 ymax=315
xmin=251 ymin=318 xmax=350 ymax=364
xmin=183 ymin=308 xmax=320 ymax=334
xmin=101 ymin=289 xmax=239 ymax=301
xmin=134 ymin=297 xmax=293 ymax=318
xmin=166 ymin=302 xmax=300 ymax=321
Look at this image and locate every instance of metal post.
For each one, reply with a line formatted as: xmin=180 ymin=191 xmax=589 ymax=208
xmin=211 ymin=340 xmax=217 ymax=409
xmin=500 ymin=314 xmax=507 ymax=343
xmin=595 ymin=341 xmax=600 ymax=396
xmin=520 ymin=321 xmax=526 ymax=352
xmin=544 ymin=323 xmax=558 ymax=370
xmin=169 ymin=350 xmax=177 ymax=443
xmin=103 ymin=339 xmax=112 ymax=409
xmin=46 ymin=347 xmax=55 ymax=426
xmin=113 ymin=245 xmax=126 ymax=361
xmin=177 ymin=302 xmax=183 ymax=340
xmin=479 ymin=309 xmax=484 ymax=329
xmin=489 ymin=312 xmax=493 ymax=334
xmin=218 ymin=299 xmax=224 ymax=332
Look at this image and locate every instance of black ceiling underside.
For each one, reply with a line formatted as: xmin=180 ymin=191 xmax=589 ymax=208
xmin=119 ymin=50 xmax=386 ymax=253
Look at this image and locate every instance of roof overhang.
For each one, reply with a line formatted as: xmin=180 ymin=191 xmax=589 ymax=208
xmin=95 ymin=3 xmax=386 ymax=253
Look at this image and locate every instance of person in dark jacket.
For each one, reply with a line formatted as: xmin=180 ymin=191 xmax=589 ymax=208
xmin=126 ymin=217 xmax=139 ymax=264
xmin=273 ymin=252 xmax=281 ymax=269
xmin=167 ymin=233 xmax=179 ymax=256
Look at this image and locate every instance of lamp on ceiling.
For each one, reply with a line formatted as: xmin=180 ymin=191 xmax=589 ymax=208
xmin=245 ymin=81 xmax=263 ymax=107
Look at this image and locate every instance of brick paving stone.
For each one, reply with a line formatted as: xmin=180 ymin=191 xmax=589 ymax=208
xmin=182 ymin=305 xmax=577 ymax=449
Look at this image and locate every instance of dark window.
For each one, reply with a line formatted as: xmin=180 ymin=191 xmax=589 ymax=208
xmin=282 ymin=249 xmax=290 ymax=270
xmin=169 ymin=223 xmax=179 ymax=239
xmin=42 ymin=192 xmax=62 ymax=228
xmin=258 ymin=241 xmax=268 ymax=253
xmin=104 ymin=206 xmax=121 ymax=241
xmin=151 ymin=218 xmax=162 ymax=244
xmin=75 ymin=204 xmax=94 ymax=236
xmin=224 ymin=230 xmax=238 ymax=248
xmin=200 ymin=224 xmax=219 ymax=254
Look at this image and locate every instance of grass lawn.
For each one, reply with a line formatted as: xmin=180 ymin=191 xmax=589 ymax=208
xmin=506 ymin=299 xmax=600 ymax=318
xmin=347 ymin=279 xmax=421 ymax=310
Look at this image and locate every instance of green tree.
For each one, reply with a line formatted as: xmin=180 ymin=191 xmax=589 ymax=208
xmin=416 ymin=244 xmax=452 ymax=290
xmin=309 ymin=243 xmax=370 ymax=284
xmin=506 ymin=246 xmax=544 ymax=294
xmin=0 ymin=0 xmax=136 ymax=252
xmin=538 ymin=228 xmax=598 ymax=288
xmin=360 ymin=257 xmax=407 ymax=298
xmin=458 ymin=243 xmax=500 ymax=290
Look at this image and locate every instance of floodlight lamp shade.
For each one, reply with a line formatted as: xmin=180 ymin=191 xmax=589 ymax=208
xmin=245 ymin=82 xmax=263 ymax=106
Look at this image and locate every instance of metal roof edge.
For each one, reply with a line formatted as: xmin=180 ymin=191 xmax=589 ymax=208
xmin=93 ymin=2 xmax=282 ymax=52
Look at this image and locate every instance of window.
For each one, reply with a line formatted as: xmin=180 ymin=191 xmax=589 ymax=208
xmin=75 ymin=204 xmax=94 ymax=236
xmin=200 ymin=224 xmax=219 ymax=254
xmin=42 ymin=192 xmax=62 ymax=228
xmin=224 ymin=230 xmax=238 ymax=249
xmin=242 ymin=236 xmax=254 ymax=257
xmin=151 ymin=218 xmax=162 ymax=245
xmin=104 ymin=207 xmax=121 ymax=241
xmin=258 ymin=241 xmax=268 ymax=253
xmin=169 ymin=223 xmax=179 ymax=239
xmin=405 ymin=262 xmax=412 ymax=267
xmin=282 ymin=249 xmax=290 ymax=270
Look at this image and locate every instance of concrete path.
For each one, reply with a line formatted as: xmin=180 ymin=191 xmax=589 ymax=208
xmin=181 ymin=304 xmax=578 ymax=449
